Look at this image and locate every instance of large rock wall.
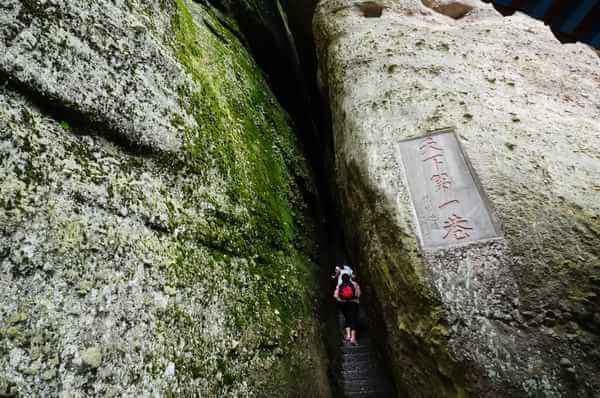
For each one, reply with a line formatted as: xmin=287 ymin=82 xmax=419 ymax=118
xmin=0 ymin=0 xmax=330 ymax=396
xmin=315 ymin=0 xmax=600 ymax=396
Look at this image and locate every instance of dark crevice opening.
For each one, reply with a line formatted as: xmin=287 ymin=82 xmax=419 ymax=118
xmin=208 ymin=1 xmax=399 ymax=396
xmin=285 ymin=3 xmax=400 ymax=395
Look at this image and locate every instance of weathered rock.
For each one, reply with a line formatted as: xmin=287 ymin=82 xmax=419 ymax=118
xmin=209 ymin=0 xmax=321 ymax=157
xmin=40 ymin=369 xmax=56 ymax=381
xmin=80 ymin=347 xmax=102 ymax=369
xmin=315 ymin=0 xmax=600 ymax=396
xmin=0 ymin=0 xmax=185 ymax=154
xmin=164 ymin=362 xmax=176 ymax=378
xmin=19 ymin=360 xmax=40 ymax=376
xmin=0 ymin=0 xmax=329 ymax=396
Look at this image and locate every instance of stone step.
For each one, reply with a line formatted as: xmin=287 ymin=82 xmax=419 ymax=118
xmin=340 ymin=359 xmax=380 ymax=373
xmin=341 ymin=374 xmax=392 ymax=385
xmin=340 ymin=373 xmax=389 ymax=383
xmin=340 ymin=369 xmax=383 ymax=381
xmin=340 ymin=357 xmax=378 ymax=368
xmin=341 ymin=351 xmax=372 ymax=363
xmin=342 ymin=350 xmax=375 ymax=362
xmin=342 ymin=378 xmax=393 ymax=393
xmin=344 ymin=390 xmax=393 ymax=398
xmin=334 ymin=313 xmax=394 ymax=397
xmin=340 ymin=345 xmax=371 ymax=354
xmin=342 ymin=382 xmax=382 ymax=393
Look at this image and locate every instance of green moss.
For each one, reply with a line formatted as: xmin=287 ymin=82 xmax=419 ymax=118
xmin=153 ymin=0 xmax=323 ymax=395
xmin=171 ymin=0 xmax=306 ymax=251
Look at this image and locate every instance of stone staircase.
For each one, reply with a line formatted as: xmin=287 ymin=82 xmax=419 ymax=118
xmin=336 ymin=336 xmax=395 ymax=397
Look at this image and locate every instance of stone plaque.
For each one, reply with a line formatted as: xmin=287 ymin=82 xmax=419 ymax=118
xmin=398 ymin=129 xmax=500 ymax=248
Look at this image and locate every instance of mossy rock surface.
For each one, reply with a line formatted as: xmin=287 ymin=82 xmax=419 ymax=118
xmin=0 ymin=0 xmax=329 ymax=396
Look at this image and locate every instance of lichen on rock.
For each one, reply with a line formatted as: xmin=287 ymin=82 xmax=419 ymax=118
xmin=0 ymin=0 xmax=329 ymax=396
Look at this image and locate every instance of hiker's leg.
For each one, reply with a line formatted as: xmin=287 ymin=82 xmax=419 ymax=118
xmin=337 ymin=301 xmax=346 ymax=329
xmin=339 ymin=302 xmax=351 ymax=341
xmin=344 ymin=303 xmax=353 ymax=340
xmin=349 ymin=303 xmax=359 ymax=343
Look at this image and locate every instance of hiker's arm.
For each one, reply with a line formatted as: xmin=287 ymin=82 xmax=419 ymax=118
xmin=333 ymin=288 xmax=339 ymax=299
xmin=355 ymin=283 xmax=361 ymax=298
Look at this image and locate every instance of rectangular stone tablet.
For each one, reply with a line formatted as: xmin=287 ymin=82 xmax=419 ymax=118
xmin=398 ymin=129 xmax=500 ymax=248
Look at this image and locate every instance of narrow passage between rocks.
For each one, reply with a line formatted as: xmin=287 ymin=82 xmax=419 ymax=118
xmin=333 ymin=307 xmax=396 ymax=397
xmin=230 ymin=1 xmax=402 ymax=395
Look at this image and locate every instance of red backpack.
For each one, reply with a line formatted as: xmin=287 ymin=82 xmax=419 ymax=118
xmin=338 ymin=282 xmax=356 ymax=300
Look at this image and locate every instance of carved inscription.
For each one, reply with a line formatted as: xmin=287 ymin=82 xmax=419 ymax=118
xmin=399 ymin=130 xmax=500 ymax=248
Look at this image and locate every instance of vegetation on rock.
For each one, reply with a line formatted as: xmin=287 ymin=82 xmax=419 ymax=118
xmin=0 ymin=0 xmax=329 ymax=396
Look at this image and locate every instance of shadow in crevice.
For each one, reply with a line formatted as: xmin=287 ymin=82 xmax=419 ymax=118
xmin=284 ymin=1 xmax=398 ymax=396
xmin=201 ymin=0 xmax=400 ymax=395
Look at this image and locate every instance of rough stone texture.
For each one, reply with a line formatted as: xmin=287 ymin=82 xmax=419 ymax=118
xmin=0 ymin=0 xmax=330 ymax=396
xmin=315 ymin=0 xmax=600 ymax=396
xmin=0 ymin=0 xmax=185 ymax=154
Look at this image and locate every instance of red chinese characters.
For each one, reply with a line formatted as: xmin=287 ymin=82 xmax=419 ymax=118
xmin=419 ymin=135 xmax=474 ymax=241
xmin=431 ymin=173 xmax=451 ymax=192
xmin=443 ymin=214 xmax=473 ymax=240
xmin=419 ymin=137 xmax=445 ymax=171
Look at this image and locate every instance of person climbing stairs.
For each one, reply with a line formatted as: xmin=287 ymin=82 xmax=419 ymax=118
xmin=330 ymin=260 xmax=395 ymax=397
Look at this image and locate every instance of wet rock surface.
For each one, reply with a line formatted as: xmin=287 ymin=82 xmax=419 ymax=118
xmin=0 ymin=0 xmax=330 ymax=396
xmin=315 ymin=0 xmax=600 ymax=396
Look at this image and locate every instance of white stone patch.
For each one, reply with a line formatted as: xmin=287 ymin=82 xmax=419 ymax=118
xmin=398 ymin=129 xmax=500 ymax=248
xmin=164 ymin=362 xmax=175 ymax=378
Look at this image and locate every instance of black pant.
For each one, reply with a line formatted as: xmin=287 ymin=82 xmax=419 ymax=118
xmin=339 ymin=301 xmax=359 ymax=330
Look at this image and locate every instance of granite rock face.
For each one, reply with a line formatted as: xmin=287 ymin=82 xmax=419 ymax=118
xmin=315 ymin=0 xmax=600 ymax=396
xmin=0 ymin=0 xmax=330 ymax=396
xmin=0 ymin=0 xmax=185 ymax=153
